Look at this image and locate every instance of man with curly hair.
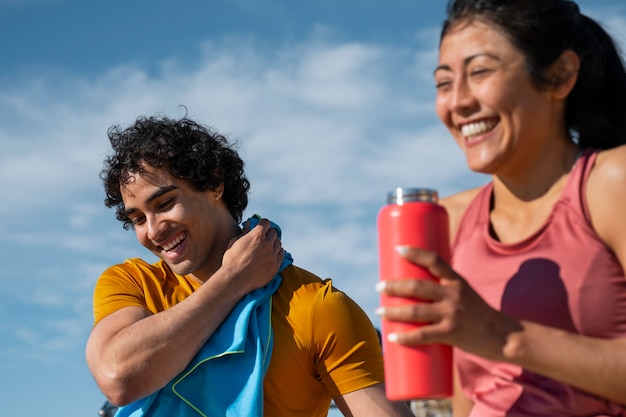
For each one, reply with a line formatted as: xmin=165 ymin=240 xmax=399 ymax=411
xmin=86 ymin=114 xmax=413 ymax=417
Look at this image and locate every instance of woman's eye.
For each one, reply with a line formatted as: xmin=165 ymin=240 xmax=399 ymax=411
xmin=470 ymin=68 xmax=490 ymax=77
xmin=435 ymin=80 xmax=452 ymax=90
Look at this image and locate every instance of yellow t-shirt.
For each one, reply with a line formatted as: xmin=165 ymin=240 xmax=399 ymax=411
xmin=93 ymin=258 xmax=384 ymax=417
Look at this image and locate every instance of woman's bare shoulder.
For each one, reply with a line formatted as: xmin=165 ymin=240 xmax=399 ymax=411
xmin=441 ymin=186 xmax=485 ymax=240
xmin=587 ymin=146 xmax=626 ymax=259
xmin=441 ymin=187 xmax=483 ymax=214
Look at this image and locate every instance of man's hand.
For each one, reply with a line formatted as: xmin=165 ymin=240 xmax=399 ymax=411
xmin=222 ymin=217 xmax=285 ymax=294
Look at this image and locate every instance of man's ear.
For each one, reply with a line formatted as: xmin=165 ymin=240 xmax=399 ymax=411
xmin=548 ymin=50 xmax=580 ymax=100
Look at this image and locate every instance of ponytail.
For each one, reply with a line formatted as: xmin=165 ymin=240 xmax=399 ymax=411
xmin=567 ymin=15 xmax=626 ymax=149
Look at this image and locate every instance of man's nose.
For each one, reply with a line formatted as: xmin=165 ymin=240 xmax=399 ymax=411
xmin=146 ymin=214 xmax=167 ymax=242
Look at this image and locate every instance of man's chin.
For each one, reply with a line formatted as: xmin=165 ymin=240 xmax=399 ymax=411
xmin=161 ymin=258 xmax=193 ymax=276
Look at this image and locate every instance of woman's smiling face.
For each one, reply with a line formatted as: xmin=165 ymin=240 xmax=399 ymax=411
xmin=434 ymin=19 xmax=560 ymax=176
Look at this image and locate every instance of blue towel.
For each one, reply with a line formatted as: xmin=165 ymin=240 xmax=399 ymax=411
xmin=115 ymin=215 xmax=293 ymax=417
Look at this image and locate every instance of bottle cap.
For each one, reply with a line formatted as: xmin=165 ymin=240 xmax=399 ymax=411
xmin=386 ymin=187 xmax=438 ymax=205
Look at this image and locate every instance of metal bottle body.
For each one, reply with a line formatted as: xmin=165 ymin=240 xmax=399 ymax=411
xmin=377 ymin=187 xmax=453 ymax=400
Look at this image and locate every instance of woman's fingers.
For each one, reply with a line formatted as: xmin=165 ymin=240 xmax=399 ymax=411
xmin=377 ymin=278 xmax=443 ymax=301
xmin=396 ymin=246 xmax=458 ymax=282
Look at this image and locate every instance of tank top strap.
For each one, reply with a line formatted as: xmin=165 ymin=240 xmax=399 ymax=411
xmin=451 ymin=182 xmax=493 ymax=253
xmin=559 ymin=148 xmax=600 ymax=223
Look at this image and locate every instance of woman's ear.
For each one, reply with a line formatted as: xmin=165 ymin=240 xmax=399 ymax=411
xmin=548 ymin=50 xmax=580 ymax=100
xmin=213 ymin=183 xmax=224 ymax=201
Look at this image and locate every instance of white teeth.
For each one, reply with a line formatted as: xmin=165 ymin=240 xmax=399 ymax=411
xmin=162 ymin=234 xmax=184 ymax=251
xmin=461 ymin=120 xmax=496 ymax=138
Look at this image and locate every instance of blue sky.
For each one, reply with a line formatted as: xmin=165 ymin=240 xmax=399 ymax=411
xmin=1 ymin=1 xmax=624 ymax=416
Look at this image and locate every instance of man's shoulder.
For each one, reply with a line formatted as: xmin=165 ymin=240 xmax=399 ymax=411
xmin=280 ymin=264 xmax=323 ymax=282
xmin=278 ymin=264 xmax=337 ymax=292
xmin=277 ymin=265 xmax=356 ymax=305
xmin=102 ymin=257 xmax=170 ymax=281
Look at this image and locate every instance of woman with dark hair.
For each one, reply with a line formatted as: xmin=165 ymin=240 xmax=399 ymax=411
xmin=376 ymin=0 xmax=626 ymax=415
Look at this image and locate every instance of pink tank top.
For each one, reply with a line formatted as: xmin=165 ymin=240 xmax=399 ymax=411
xmin=451 ymin=148 xmax=626 ymax=416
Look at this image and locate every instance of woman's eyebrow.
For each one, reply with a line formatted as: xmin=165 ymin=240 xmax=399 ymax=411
xmin=433 ymin=53 xmax=500 ymax=76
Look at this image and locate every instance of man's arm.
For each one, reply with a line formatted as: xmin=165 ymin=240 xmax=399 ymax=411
xmin=332 ymin=383 xmax=414 ymax=417
xmin=86 ymin=221 xmax=283 ymax=406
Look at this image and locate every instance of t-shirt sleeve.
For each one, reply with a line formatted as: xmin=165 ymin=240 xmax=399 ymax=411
xmin=92 ymin=262 xmax=147 ymax=327
xmin=312 ymin=279 xmax=385 ymax=396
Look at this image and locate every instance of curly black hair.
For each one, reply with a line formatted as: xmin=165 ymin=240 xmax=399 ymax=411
xmin=101 ymin=115 xmax=250 ymax=229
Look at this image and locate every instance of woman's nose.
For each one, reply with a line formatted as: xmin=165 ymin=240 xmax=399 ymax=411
xmin=450 ymin=78 xmax=477 ymax=114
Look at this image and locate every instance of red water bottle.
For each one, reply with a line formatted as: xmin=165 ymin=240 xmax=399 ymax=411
xmin=377 ymin=187 xmax=452 ymax=401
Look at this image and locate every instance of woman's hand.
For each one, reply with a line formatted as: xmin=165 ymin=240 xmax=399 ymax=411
xmin=376 ymin=246 xmax=522 ymax=361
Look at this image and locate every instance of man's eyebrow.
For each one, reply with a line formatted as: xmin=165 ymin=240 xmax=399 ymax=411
xmin=123 ymin=185 xmax=179 ymax=217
